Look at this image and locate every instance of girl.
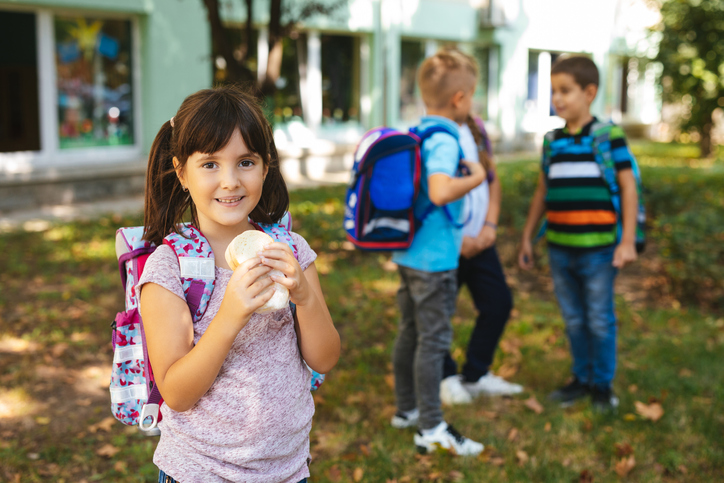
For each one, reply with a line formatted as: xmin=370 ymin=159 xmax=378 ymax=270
xmin=137 ymin=85 xmax=340 ymax=482
xmin=439 ymin=113 xmax=524 ymax=404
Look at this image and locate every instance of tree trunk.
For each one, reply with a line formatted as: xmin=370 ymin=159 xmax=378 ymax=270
xmin=202 ymin=0 xmax=253 ymax=84
xmin=700 ymin=121 xmax=713 ymax=158
xmin=261 ymin=0 xmax=284 ymax=97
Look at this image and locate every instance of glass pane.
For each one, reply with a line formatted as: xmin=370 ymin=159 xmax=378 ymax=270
xmin=321 ymin=34 xmax=360 ymax=123
xmin=55 ymin=16 xmax=134 ymax=149
xmin=473 ymin=46 xmax=489 ymax=121
xmin=273 ymin=35 xmax=303 ymax=124
xmin=0 ymin=10 xmax=40 ymax=152
xmin=400 ymin=40 xmax=425 ymax=125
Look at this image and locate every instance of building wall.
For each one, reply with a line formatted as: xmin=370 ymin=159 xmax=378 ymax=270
xmin=0 ymin=0 xmax=210 ymax=210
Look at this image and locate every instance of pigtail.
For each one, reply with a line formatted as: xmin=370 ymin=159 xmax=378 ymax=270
xmin=143 ymin=121 xmax=193 ymax=246
xmin=466 ymin=115 xmax=492 ymax=174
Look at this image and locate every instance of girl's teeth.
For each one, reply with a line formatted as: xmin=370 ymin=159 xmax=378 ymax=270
xmin=218 ymin=197 xmax=242 ymax=203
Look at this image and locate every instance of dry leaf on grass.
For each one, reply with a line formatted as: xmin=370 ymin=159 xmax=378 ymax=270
xmin=507 ymin=428 xmax=519 ymax=441
xmin=327 ymin=465 xmax=342 ymax=483
xmin=448 ymin=470 xmax=464 ymax=481
xmin=114 ymin=461 xmax=127 ymax=473
xmin=614 ymin=442 xmax=634 ymax=457
xmin=489 ymin=456 xmax=505 ymax=466
xmin=579 ymin=469 xmax=594 ymax=482
xmin=88 ymin=417 xmax=116 ymax=433
xmin=384 ymin=374 xmax=395 ymax=389
xmin=524 ymin=396 xmax=544 ymax=414
xmin=95 ymin=444 xmax=120 ymax=458
xmin=635 ymin=401 xmax=664 ymax=422
xmin=614 ymin=455 xmax=636 ymax=477
xmin=544 ymin=422 xmax=551 ymax=432
xmin=353 ymin=467 xmax=364 ymax=482
xmin=516 ymin=450 xmax=529 ymax=465
xmin=496 ymin=363 xmax=518 ymax=379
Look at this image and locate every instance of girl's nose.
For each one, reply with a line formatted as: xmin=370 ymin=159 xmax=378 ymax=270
xmin=220 ymin=166 xmax=241 ymax=189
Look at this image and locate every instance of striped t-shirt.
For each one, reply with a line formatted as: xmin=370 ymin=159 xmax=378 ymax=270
xmin=543 ymin=117 xmax=633 ymax=249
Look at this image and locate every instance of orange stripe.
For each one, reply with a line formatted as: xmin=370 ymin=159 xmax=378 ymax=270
xmin=547 ymin=210 xmax=617 ymax=225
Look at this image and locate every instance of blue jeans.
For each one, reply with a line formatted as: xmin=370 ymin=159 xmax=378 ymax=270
xmin=158 ymin=470 xmax=307 ymax=482
xmin=548 ymin=245 xmax=618 ymax=389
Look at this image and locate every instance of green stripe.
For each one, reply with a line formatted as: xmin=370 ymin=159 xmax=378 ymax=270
xmin=546 ymin=229 xmax=616 ymax=247
xmin=546 ymin=186 xmax=611 ymax=202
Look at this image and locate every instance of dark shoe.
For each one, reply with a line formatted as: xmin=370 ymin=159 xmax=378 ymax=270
xmin=591 ymin=386 xmax=620 ymax=413
xmin=547 ymin=377 xmax=590 ymax=407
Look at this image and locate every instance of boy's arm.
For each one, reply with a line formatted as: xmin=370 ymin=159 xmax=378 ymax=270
xmin=612 ymin=168 xmax=638 ymax=268
xmin=518 ymin=171 xmax=547 ymax=270
xmin=428 ymin=160 xmax=485 ymax=205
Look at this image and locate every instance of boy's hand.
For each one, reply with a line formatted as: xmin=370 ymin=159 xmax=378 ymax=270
xmin=461 ymin=159 xmax=486 ymax=184
xmin=613 ymin=242 xmax=637 ymax=268
xmin=518 ymin=239 xmax=534 ymax=270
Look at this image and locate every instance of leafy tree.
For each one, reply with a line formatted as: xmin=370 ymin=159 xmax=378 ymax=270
xmin=201 ymin=0 xmax=344 ymax=97
xmin=653 ymin=0 xmax=724 ymax=157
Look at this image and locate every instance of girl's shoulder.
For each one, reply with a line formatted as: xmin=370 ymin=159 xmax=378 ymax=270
xmin=137 ymin=244 xmax=185 ymax=299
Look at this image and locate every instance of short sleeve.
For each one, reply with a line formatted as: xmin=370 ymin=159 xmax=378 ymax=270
xmin=136 ymin=244 xmax=186 ymax=304
xmin=290 ymin=232 xmax=317 ymax=271
xmin=422 ymin=132 xmax=459 ymax=177
xmin=608 ymin=125 xmax=633 ymax=171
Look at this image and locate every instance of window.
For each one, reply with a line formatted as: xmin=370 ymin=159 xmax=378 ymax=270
xmin=527 ymin=50 xmax=560 ymax=116
xmin=321 ymin=34 xmax=360 ymax=123
xmin=54 ymin=16 xmax=134 ymax=149
xmin=472 ymin=46 xmax=490 ymax=120
xmin=400 ymin=40 xmax=425 ymax=125
xmin=0 ymin=10 xmax=40 ymax=153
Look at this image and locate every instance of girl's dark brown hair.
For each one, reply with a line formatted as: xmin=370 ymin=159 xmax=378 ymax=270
xmin=143 ymin=85 xmax=289 ymax=245
xmin=465 ymin=115 xmax=492 ymax=173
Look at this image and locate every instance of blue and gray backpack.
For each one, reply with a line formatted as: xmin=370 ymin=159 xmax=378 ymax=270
xmin=344 ymin=125 xmax=466 ymax=250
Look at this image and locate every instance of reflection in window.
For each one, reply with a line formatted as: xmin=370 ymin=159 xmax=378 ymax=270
xmin=55 ymin=17 xmax=134 ymax=149
xmin=321 ymin=34 xmax=360 ymax=124
xmin=472 ymin=46 xmax=490 ymax=120
xmin=0 ymin=10 xmax=40 ymax=153
xmin=400 ymin=40 xmax=425 ymax=125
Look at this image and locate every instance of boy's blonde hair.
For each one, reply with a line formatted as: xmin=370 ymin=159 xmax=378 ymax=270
xmin=418 ymin=49 xmax=478 ymax=110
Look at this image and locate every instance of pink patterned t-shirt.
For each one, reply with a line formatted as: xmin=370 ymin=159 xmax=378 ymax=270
xmin=137 ymin=232 xmax=317 ymax=483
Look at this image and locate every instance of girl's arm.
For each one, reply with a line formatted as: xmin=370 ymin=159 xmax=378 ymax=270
xmin=140 ymin=258 xmax=275 ymax=412
xmin=476 ymin=158 xmax=501 ymax=251
xmin=260 ymin=243 xmax=340 ymax=374
xmin=294 ymin=264 xmax=340 ymax=373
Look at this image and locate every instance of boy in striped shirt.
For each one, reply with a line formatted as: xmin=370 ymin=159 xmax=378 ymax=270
xmin=518 ymin=56 xmax=639 ymax=412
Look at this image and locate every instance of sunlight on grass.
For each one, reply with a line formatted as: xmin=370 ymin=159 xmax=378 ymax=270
xmin=0 ymin=336 xmax=41 ymax=354
xmin=0 ymin=388 xmax=39 ymax=418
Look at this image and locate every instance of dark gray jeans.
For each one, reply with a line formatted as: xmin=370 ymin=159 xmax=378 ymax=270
xmin=393 ymin=265 xmax=456 ymax=430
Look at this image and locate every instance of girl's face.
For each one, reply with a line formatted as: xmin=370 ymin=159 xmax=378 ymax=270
xmin=176 ymin=129 xmax=268 ymax=235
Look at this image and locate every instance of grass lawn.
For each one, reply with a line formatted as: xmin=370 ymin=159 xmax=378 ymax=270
xmin=0 ymin=143 xmax=722 ymax=482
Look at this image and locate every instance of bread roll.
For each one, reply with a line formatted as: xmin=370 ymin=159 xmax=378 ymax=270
xmin=225 ymin=230 xmax=290 ymax=314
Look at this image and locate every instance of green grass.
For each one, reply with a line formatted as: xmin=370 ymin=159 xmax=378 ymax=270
xmin=0 ymin=142 xmax=723 ymax=482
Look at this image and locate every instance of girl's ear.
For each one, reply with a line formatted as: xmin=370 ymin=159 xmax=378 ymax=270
xmin=451 ymin=90 xmax=465 ymax=108
xmin=172 ymin=156 xmax=186 ymax=187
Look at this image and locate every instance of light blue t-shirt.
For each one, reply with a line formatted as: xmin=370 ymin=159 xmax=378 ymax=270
xmin=392 ymin=116 xmax=465 ymax=272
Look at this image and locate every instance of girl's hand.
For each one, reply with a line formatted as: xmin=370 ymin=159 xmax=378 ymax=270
xmin=477 ymin=224 xmax=497 ymax=251
xmin=219 ymin=256 xmax=275 ymax=328
xmin=259 ymin=242 xmax=313 ymax=306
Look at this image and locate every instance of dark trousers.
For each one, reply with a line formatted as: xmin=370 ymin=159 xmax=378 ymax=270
xmin=443 ymin=245 xmax=513 ymax=383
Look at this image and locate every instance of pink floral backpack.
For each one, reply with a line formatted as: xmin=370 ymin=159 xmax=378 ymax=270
xmin=110 ymin=214 xmax=324 ymax=433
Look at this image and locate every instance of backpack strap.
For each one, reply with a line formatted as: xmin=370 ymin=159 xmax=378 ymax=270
xmin=250 ymin=213 xmax=299 ymax=257
xmin=163 ymin=225 xmax=216 ymax=323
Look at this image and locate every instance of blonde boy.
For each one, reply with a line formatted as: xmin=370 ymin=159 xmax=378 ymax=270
xmin=390 ymin=50 xmax=486 ymax=455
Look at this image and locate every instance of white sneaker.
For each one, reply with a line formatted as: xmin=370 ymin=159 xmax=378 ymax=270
xmin=464 ymin=372 xmax=524 ymax=397
xmin=414 ymin=422 xmax=484 ymax=456
xmin=440 ymin=375 xmax=473 ymax=405
xmin=391 ymin=408 xmax=419 ymax=428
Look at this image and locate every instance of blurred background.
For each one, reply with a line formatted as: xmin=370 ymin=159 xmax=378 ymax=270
xmin=0 ymin=0 xmax=719 ymax=212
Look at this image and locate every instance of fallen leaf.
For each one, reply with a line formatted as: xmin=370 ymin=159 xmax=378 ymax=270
xmin=96 ymin=444 xmax=120 ymax=458
xmin=614 ymin=442 xmax=634 ymax=458
xmin=477 ymin=409 xmax=498 ymax=419
xmin=614 ymin=455 xmax=636 ymax=477
xmin=582 ymin=419 xmax=593 ymax=431
xmin=524 ymin=396 xmax=544 ymax=414
xmin=628 ymin=384 xmax=638 ymax=393
xmin=507 ymin=428 xmax=518 ymax=441
xmin=328 ymin=465 xmax=342 ymax=483
xmin=35 ymin=417 xmax=50 ymax=425
xmin=353 ymin=467 xmax=364 ymax=482
xmin=516 ymin=450 xmax=529 ymax=465
xmin=678 ymin=464 xmax=688 ymax=475
xmin=635 ymin=401 xmax=664 ymax=422
xmin=114 ymin=461 xmax=127 ymax=473
xmin=678 ymin=368 xmax=692 ymax=378
xmin=384 ymin=374 xmax=395 ymax=389
xmin=359 ymin=444 xmax=370 ymax=456
xmin=489 ymin=456 xmax=505 ymax=466
xmin=579 ymin=469 xmax=594 ymax=482
xmin=562 ymin=457 xmax=572 ymax=467
xmin=496 ymin=363 xmax=518 ymax=379
xmin=427 ymin=472 xmax=442 ymax=479
xmin=448 ymin=470 xmax=464 ymax=481
xmin=77 ymin=398 xmax=92 ymax=407
xmin=88 ymin=417 xmax=116 ymax=433
xmin=623 ymin=413 xmax=637 ymax=421
xmin=544 ymin=422 xmax=551 ymax=432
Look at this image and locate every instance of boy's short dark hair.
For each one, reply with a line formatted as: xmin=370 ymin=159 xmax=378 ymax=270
xmin=551 ymin=56 xmax=599 ymax=89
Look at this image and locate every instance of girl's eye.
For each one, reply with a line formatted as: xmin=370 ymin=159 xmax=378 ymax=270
xmin=239 ymin=159 xmax=255 ymax=167
xmin=202 ymin=162 xmax=216 ymax=169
